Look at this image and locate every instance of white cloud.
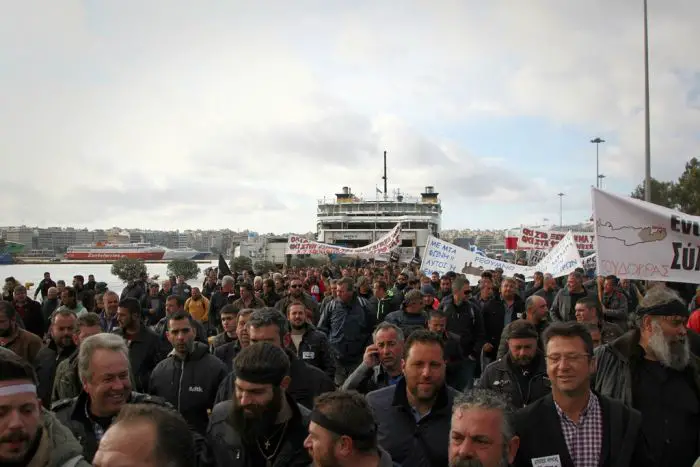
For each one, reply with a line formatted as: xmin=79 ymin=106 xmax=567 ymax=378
xmin=1 ymin=1 xmax=698 ymax=233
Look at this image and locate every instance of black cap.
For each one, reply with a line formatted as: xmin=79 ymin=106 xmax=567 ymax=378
xmin=636 ymin=300 xmax=688 ymax=318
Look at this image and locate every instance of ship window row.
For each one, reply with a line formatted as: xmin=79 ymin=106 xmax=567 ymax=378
xmin=318 ymin=222 xmax=439 ymax=234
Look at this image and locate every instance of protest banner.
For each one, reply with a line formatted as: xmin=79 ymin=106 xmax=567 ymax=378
xmin=592 ymin=188 xmax=699 ymax=283
xmin=582 ymin=254 xmax=597 ymax=271
xmin=421 ymin=232 xmax=582 ymax=283
xmin=527 ymin=249 xmax=547 ymax=266
xmin=533 ymin=231 xmax=584 ymax=278
xmin=285 ymin=224 xmax=402 ymax=257
xmin=515 ymin=228 xmax=596 ymax=251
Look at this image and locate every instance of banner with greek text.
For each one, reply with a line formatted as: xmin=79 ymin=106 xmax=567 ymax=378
xmin=592 ymin=188 xmax=699 ymax=283
xmin=285 ymin=224 xmax=402 ymax=257
xmin=582 ymin=254 xmax=597 ymax=271
xmin=420 ymin=232 xmax=582 ymax=283
xmin=516 ymin=228 xmax=596 ymax=251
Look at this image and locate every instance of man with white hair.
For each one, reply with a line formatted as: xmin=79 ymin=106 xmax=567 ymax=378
xmin=594 ymin=285 xmax=700 ymax=467
xmin=52 ymin=333 xmax=169 ymax=462
xmin=208 ymin=275 xmax=236 ymax=332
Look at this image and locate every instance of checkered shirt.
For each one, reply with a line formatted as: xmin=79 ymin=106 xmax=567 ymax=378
xmin=554 ymin=392 xmax=603 ymax=467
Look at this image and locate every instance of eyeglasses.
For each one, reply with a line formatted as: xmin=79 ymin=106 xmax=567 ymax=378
xmin=544 ymin=353 xmax=590 ymax=364
xmin=290 ymin=285 xmax=302 ymax=289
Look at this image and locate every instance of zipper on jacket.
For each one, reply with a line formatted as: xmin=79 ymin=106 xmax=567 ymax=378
xmin=177 ymin=360 xmax=184 ymax=411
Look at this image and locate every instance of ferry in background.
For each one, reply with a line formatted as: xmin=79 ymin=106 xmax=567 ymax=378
xmin=162 ymin=247 xmax=209 ymax=260
xmin=65 ymin=242 xmax=166 ymax=260
xmin=317 ymin=185 xmax=441 ymax=258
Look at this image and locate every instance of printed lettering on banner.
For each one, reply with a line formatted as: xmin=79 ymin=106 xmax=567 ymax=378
xmin=592 ymin=187 xmax=700 ymax=283
xmin=517 ymin=228 xmax=595 ymax=251
xmin=285 ymin=224 xmax=402 ymax=257
xmin=531 ymin=455 xmax=562 ymax=467
xmin=420 ymin=233 xmax=582 ymax=282
xmin=582 ymin=253 xmax=597 ymax=271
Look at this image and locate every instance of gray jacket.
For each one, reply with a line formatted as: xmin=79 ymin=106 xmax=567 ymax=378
xmin=36 ymin=409 xmax=91 ymax=467
xmin=341 ymin=361 xmax=396 ymax=395
xmin=549 ymin=287 xmax=596 ymax=322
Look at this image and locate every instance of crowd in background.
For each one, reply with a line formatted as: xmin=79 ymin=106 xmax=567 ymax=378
xmin=1 ymin=261 xmax=700 ymax=466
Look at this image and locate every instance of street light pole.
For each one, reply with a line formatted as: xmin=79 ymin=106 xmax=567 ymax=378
xmin=557 ymin=193 xmax=565 ymax=227
xmin=643 ymin=0 xmax=652 ymax=201
xmin=598 ymin=174 xmax=606 ymax=189
xmin=590 ymin=137 xmax=605 ymax=188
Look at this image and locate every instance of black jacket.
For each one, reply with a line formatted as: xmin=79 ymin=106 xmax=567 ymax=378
xmin=287 ymin=324 xmax=336 ymax=380
xmin=15 ymin=299 xmax=45 ymax=338
xmin=214 ymin=349 xmax=335 ymax=409
xmin=481 ymin=296 xmax=524 ymax=361
xmin=476 ymin=353 xmax=550 ymax=408
xmin=369 ymin=295 xmax=397 ymax=322
xmin=206 ymin=393 xmax=311 ymax=467
xmin=208 ymin=290 xmax=234 ymax=327
xmin=513 ymin=392 xmax=654 ymax=467
xmin=112 ymin=325 xmax=163 ymax=393
xmin=120 ymin=282 xmax=147 ymax=308
xmin=149 ymin=342 xmax=228 ymax=434
xmin=34 ymin=278 xmax=56 ymax=299
xmin=51 ymin=391 xmax=170 ymax=462
xmin=34 ymin=340 xmax=76 ymax=408
xmin=214 ymin=340 xmax=242 ymax=371
xmin=438 ymin=297 xmax=485 ymax=360
xmin=367 ymin=378 xmax=458 ymax=467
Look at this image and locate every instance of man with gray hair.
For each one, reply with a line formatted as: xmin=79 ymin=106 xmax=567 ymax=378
xmin=449 ymin=389 xmax=519 ymax=467
xmin=52 ymin=333 xmax=169 ymax=462
xmin=594 ymin=285 xmax=700 ymax=467
xmin=208 ymin=275 xmax=236 ymax=331
xmin=550 ymin=271 xmax=596 ymax=322
xmin=342 ymin=322 xmax=405 ymax=394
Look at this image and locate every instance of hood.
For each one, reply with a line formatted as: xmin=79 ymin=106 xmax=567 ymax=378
xmin=39 ymin=409 xmax=86 ymax=466
xmin=170 ymin=341 xmax=210 ymax=361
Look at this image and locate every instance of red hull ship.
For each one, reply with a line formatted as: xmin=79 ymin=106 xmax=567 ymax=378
xmin=65 ymin=242 xmax=166 ymax=261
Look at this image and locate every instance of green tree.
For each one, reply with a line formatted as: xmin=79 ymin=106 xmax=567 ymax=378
xmin=111 ymin=258 xmax=147 ymax=283
xmin=630 ymin=178 xmax=677 ymax=209
xmin=673 ymin=157 xmax=700 ymax=215
xmin=230 ymin=256 xmax=253 ymax=272
xmin=166 ymin=259 xmax=201 ymax=281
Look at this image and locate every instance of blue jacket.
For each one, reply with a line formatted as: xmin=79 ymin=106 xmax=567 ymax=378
xmin=318 ymin=295 xmax=374 ymax=364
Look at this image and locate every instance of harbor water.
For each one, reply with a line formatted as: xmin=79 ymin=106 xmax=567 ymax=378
xmin=0 ymin=261 xmax=218 ymax=297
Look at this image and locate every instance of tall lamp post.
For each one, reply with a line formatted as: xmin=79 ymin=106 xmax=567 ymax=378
xmin=557 ymin=193 xmax=565 ymax=227
xmin=643 ymin=0 xmax=652 ymax=201
xmin=598 ymin=174 xmax=606 ymax=189
xmin=590 ymin=137 xmax=605 ymax=188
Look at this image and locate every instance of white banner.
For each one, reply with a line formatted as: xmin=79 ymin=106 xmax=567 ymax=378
xmin=376 ymin=247 xmax=416 ymax=263
xmin=421 ymin=232 xmax=582 ymax=283
xmin=592 ymin=188 xmax=697 ymax=283
xmin=285 ymin=224 xmax=402 ymax=257
xmin=516 ymin=227 xmax=596 ymax=251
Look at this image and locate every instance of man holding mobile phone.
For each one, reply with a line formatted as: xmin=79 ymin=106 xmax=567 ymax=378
xmin=341 ymin=322 xmax=405 ymax=395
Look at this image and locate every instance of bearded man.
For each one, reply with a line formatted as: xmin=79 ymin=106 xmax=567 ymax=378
xmin=595 ymin=285 xmax=700 ymax=467
xmin=206 ymin=342 xmax=311 ymax=466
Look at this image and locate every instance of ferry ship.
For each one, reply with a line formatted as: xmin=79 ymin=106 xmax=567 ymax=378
xmin=317 ymin=185 xmax=442 ymax=258
xmin=65 ymin=242 xmax=166 ymax=261
xmin=162 ymin=247 xmax=209 ymax=260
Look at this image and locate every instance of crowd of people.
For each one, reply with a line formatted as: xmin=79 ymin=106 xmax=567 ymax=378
xmin=1 ymin=262 xmax=699 ymax=466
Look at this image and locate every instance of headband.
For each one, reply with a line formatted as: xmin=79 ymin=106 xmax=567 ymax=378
xmin=310 ymin=410 xmax=376 ymax=441
xmin=636 ymin=300 xmax=689 ymax=318
xmin=0 ymin=384 xmax=37 ymax=397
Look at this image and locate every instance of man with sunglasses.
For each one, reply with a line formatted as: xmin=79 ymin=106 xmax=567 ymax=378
xmin=276 ymin=277 xmax=320 ymax=324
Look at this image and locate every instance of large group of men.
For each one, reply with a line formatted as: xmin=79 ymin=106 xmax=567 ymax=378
xmin=1 ymin=263 xmax=699 ymax=466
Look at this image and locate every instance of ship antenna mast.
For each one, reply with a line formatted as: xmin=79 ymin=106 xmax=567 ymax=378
xmin=382 ymin=150 xmax=388 ymax=201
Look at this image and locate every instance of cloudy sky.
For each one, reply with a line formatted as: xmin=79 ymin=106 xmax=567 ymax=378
xmin=2 ymin=1 xmax=699 ymax=234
